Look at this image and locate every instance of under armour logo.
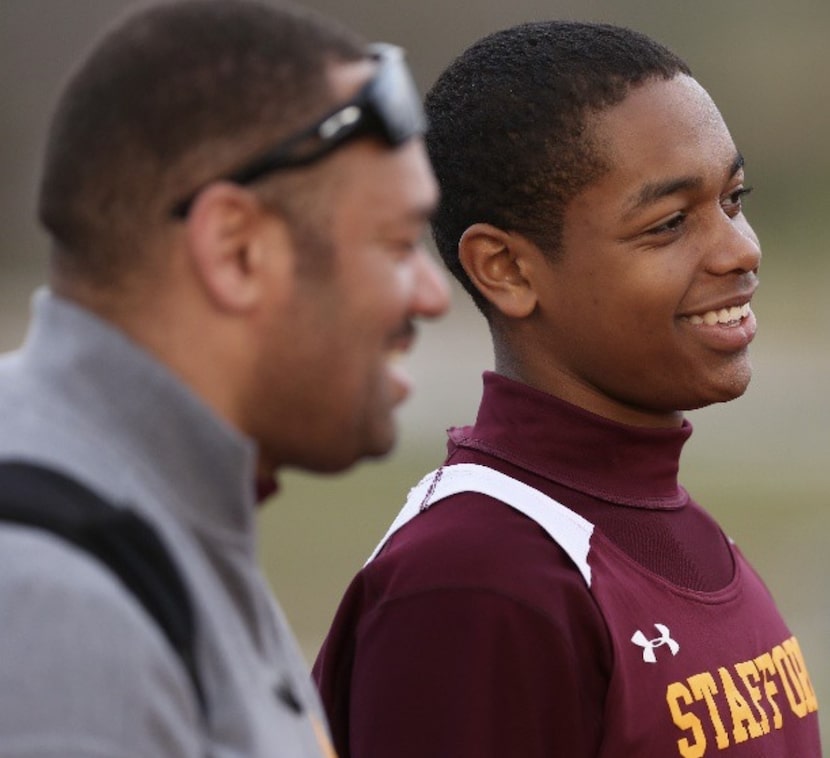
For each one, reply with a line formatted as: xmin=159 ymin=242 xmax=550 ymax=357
xmin=631 ymin=623 xmax=680 ymax=663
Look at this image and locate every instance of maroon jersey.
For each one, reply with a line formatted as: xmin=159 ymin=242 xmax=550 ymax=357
xmin=314 ymin=372 xmax=822 ymax=757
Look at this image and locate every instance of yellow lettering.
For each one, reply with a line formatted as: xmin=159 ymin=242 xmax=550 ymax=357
xmin=688 ymin=671 xmax=730 ymax=749
xmin=773 ymin=643 xmax=808 ymax=717
xmin=718 ymin=666 xmax=764 ymax=743
xmin=783 ymin=637 xmax=819 ymax=714
xmin=735 ymin=660 xmax=770 ymax=735
xmin=755 ymin=652 xmax=783 ymax=729
xmin=667 ymin=681 xmax=707 ymax=758
xmin=667 ymin=636 xmax=818 ymax=756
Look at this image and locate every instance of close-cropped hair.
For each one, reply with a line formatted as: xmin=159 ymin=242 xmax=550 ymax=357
xmin=425 ymin=21 xmax=691 ymax=312
xmin=38 ymin=0 xmax=366 ymax=282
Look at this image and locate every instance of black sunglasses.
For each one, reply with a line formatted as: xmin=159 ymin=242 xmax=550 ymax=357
xmin=171 ymin=43 xmax=424 ymax=218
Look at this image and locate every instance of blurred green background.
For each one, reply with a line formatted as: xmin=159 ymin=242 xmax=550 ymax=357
xmin=2 ymin=0 xmax=827 ymax=747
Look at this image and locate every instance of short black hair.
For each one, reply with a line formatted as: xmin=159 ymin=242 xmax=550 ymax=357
xmin=38 ymin=0 xmax=366 ymax=282
xmin=425 ymin=21 xmax=691 ymax=312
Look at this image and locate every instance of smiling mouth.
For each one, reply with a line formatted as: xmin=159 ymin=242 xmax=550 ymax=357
xmin=684 ymin=302 xmax=751 ymax=326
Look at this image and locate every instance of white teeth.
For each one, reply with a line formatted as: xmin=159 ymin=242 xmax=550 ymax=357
xmin=687 ymin=303 xmax=751 ymax=326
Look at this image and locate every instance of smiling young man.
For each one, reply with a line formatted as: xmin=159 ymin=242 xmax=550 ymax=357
xmin=0 ymin=1 xmax=448 ymax=756
xmin=313 ymin=21 xmax=822 ymax=757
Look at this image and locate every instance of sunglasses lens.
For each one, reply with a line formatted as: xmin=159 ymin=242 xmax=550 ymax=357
xmin=368 ymin=45 xmax=426 ymax=145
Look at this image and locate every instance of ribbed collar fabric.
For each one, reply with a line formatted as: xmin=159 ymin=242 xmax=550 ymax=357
xmin=448 ymin=371 xmax=692 ymax=510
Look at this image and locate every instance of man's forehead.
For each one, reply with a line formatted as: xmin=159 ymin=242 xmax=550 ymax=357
xmin=587 ymin=76 xmax=738 ymax=187
xmin=591 ymin=74 xmax=725 ymax=143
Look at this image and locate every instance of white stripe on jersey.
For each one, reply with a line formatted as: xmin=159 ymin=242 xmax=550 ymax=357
xmin=366 ymin=463 xmax=595 ymax=586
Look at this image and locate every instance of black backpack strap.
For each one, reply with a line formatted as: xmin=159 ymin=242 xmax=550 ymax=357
xmin=0 ymin=461 xmax=206 ymax=714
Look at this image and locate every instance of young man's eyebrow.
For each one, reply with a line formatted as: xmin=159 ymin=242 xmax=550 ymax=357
xmin=625 ymin=175 xmax=703 ymax=218
xmin=727 ymin=152 xmax=745 ymax=179
xmin=622 ymin=151 xmax=746 ymax=220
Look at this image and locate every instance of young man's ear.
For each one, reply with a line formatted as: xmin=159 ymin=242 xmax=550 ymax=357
xmin=183 ymin=182 xmax=292 ymax=312
xmin=459 ymin=223 xmax=539 ymax=319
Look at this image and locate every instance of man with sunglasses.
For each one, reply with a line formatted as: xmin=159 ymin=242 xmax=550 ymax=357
xmin=0 ymin=1 xmax=448 ymax=756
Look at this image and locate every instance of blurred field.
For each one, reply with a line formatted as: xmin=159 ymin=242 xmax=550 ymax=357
xmin=2 ymin=0 xmax=828 ymax=748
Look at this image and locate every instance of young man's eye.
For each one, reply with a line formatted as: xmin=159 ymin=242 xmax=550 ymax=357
xmin=646 ymin=213 xmax=686 ymax=236
xmin=722 ymin=186 xmax=753 ymax=215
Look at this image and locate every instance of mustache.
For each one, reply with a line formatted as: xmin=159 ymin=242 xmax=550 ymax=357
xmin=390 ymin=321 xmax=417 ymax=350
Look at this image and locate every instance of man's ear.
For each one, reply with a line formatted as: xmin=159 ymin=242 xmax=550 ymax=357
xmin=459 ymin=223 xmax=539 ymax=319
xmin=183 ymin=182 xmax=290 ymax=312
